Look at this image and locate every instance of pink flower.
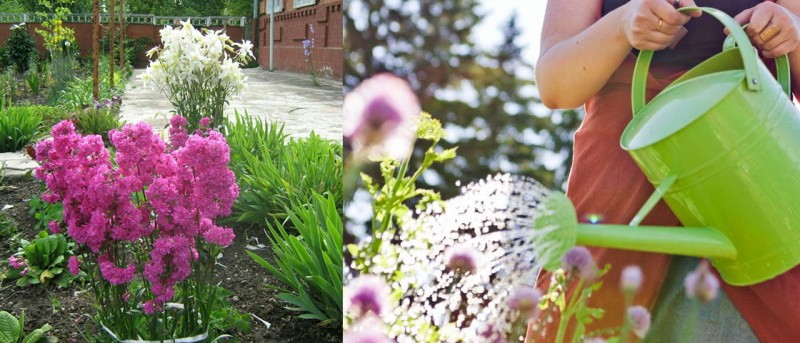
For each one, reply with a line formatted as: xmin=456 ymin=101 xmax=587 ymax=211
xmin=621 ymin=265 xmax=643 ymax=293
xmin=143 ymin=236 xmax=197 ymax=309
xmin=199 ymin=117 xmax=210 ymax=128
xmin=346 ymin=275 xmax=390 ymax=320
xmin=344 ymin=73 xmax=419 ymax=160
xmin=202 ymin=224 xmax=235 ymax=246
xmin=627 ymin=305 xmax=651 ymax=338
xmin=168 ymin=115 xmax=189 ymax=150
xmin=444 ymin=244 xmax=482 ymax=275
xmin=684 ymin=260 xmax=720 ymax=303
xmin=48 ymin=221 xmax=62 ymax=234
xmin=20 ymin=268 xmax=28 ymax=276
xmin=343 ymin=328 xmax=392 ymax=343
xmin=562 ymin=246 xmax=597 ymax=279
xmin=8 ymin=256 xmax=26 ymax=269
xmin=508 ymin=286 xmax=542 ymax=319
xmin=98 ymin=253 xmax=136 ymax=285
xmin=68 ymin=256 xmax=80 ymax=275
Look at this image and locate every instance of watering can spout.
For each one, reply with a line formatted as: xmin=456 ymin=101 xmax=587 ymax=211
xmin=575 ymin=223 xmax=737 ymax=259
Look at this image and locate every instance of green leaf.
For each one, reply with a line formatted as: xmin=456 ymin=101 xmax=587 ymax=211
xmin=22 ymin=323 xmax=51 ymax=343
xmin=0 ymin=311 xmax=21 ymax=342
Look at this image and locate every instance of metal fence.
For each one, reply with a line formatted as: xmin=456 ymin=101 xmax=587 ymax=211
xmin=0 ymin=13 xmax=247 ymax=26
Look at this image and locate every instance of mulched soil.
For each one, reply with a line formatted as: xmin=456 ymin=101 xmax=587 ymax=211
xmin=0 ymin=175 xmax=342 ymax=342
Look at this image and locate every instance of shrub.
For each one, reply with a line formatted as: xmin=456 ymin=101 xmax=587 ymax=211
xmin=0 ymin=106 xmax=42 ymax=153
xmin=72 ymin=103 xmax=122 ymax=145
xmin=48 ymin=53 xmax=76 ymax=104
xmin=140 ymin=21 xmax=253 ymax=130
xmin=247 ymin=192 xmax=343 ymax=323
xmin=4 ymin=24 xmax=37 ymax=74
xmin=225 ymin=114 xmax=343 ymax=229
xmin=34 ymin=117 xmax=239 ymax=340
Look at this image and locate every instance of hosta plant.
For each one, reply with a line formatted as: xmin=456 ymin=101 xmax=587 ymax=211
xmin=0 ymin=311 xmax=55 ymax=343
xmin=6 ymin=230 xmax=77 ymax=288
xmin=140 ymin=21 xmax=254 ymax=130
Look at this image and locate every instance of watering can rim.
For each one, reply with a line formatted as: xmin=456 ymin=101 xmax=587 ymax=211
xmin=620 ymin=69 xmax=744 ymax=151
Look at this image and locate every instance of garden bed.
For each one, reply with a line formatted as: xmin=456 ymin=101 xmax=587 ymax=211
xmin=0 ymin=175 xmax=341 ymax=342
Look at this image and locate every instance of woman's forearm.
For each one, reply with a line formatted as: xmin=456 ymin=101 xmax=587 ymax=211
xmin=536 ymin=7 xmax=634 ymax=109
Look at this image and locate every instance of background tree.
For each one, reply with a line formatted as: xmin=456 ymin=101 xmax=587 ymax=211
xmin=345 ymin=1 xmax=583 ymax=198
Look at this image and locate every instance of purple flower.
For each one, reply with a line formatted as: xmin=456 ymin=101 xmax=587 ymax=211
xmin=478 ymin=323 xmax=507 ymax=343
xmin=20 ymin=268 xmax=28 ymax=276
xmin=621 ymin=265 xmax=643 ymax=293
xmin=8 ymin=256 xmax=26 ymax=269
xmin=508 ymin=286 xmax=542 ymax=318
xmin=562 ymin=246 xmax=597 ymax=279
xmin=68 ymin=256 xmax=80 ymax=275
xmin=48 ymin=221 xmax=62 ymax=234
xmin=684 ymin=260 xmax=720 ymax=303
xmin=98 ymin=253 xmax=136 ymax=285
xmin=627 ymin=305 xmax=651 ymax=338
xmin=444 ymin=244 xmax=481 ymax=275
xmin=343 ymin=73 xmax=420 ymax=161
xmin=346 ymin=275 xmax=389 ymax=320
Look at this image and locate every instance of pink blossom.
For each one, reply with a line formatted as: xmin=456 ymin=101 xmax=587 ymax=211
xmin=48 ymin=221 xmax=62 ymax=234
xmin=8 ymin=256 xmax=26 ymax=269
xmin=444 ymin=244 xmax=482 ymax=275
xmin=20 ymin=268 xmax=28 ymax=276
xmin=684 ymin=260 xmax=720 ymax=303
xmin=168 ymin=115 xmax=189 ymax=150
xmin=562 ymin=246 xmax=597 ymax=279
xmin=199 ymin=117 xmax=210 ymax=128
xmin=508 ymin=286 xmax=542 ymax=318
xmin=627 ymin=305 xmax=651 ymax=338
xmin=202 ymin=223 xmax=235 ymax=246
xmin=68 ymin=256 xmax=80 ymax=275
xmin=346 ymin=275 xmax=390 ymax=320
xmin=621 ymin=265 xmax=643 ymax=293
xmin=344 ymin=73 xmax=420 ymax=160
xmin=98 ymin=253 xmax=136 ymax=285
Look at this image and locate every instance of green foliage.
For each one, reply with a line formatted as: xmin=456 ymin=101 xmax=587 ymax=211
xmin=72 ymin=107 xmax=122 ymax=145
xmin=0 ymin=106 xmax=42 ymax=153
xmin=346 ymin=5 xmax=581 ymax=194
xmin=100 ymin=36 xmax=153 ymax=67
xmin=0 ymin=311 xmax=55 ymax=343
xmin=25 ymin=105 xmax=70 ymax=129
xmin=35 ymin=0 xmax=77 ymax=54
xmin=6 ymin=231 xmax=76 ymax=288
xmin=28 ymin=196 xmax=63 ymax=232
xmin=208 ymin=287 xmax=252 ymax=336
xmin=25 ymin=71 xmax=41 ymax=96
xmin=0 ymin=212 xmax=17 ymax=239
xmin=0 ymin=70 xmax=17 ymax=105
xmin=247 ymin=192 xmax=343 ymax=323
xmin=48 ymin=53 xmax=76 ymax=104
xmin=225 ymin=113 xmax=343 ymax=229
xmin=4 ymin=24 xmax=37 ymax=74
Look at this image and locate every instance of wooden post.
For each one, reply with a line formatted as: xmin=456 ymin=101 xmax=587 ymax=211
xmin=92 ymin=0 xmax=100 ymax=100
xmin=110 ymin=0 xmax=115 ymax=88
xmin=119 ymin=0 xmax=125 ymax=69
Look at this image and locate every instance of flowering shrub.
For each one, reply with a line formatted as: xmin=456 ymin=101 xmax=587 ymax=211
xmin=141 ymin=21 xmax=254 ymax=130
xmin=34 ymin=116 xmax=238 ymax=340
xmin=34 ymin=0 xmax=77 ymax=55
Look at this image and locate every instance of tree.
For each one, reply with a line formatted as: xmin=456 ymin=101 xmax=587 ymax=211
xmin=346 ymin=3 xmax=582 ymax=197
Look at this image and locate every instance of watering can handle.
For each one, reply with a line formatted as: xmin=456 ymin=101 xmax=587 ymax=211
xmin=723 ymin=25 xmax=792 ymax=97
xmin=632 ymin=7 xmax=765 ymax=116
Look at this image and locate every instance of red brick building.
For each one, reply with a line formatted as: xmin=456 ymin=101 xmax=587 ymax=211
xmin=257 ymin=0 xmax=343 ymax=79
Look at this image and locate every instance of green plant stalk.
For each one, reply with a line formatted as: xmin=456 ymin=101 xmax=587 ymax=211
xmin=555 ymin=278 xmax=584 ymax=343
xmin=681 ymin=301 xmax=701 ymax=343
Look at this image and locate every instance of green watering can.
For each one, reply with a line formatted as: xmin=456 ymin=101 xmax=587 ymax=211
xmin=535 ymin=7 xmax=800 ymax=286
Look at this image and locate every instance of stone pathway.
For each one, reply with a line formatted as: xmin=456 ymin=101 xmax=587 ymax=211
xmin=1 ymin=68 xmax=343 ymax=177
xmin=120 ymin=68 xmax=343 ymax=140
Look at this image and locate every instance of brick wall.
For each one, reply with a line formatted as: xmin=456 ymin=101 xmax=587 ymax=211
xmin=0 ymin=22 xmax=243 ymax=67
xmin=257 ymin=0 xmax=343 ymax=79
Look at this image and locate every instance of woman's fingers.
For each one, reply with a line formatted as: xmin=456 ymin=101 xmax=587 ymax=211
xmin=763 ymin=40 xmax=795 ymax=58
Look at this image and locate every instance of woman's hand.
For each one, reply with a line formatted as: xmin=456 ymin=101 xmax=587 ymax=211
xmin=620 ymin=0 xmax=700 ymax=51
xmin=734 ymin=2 xmax=800 ymax=58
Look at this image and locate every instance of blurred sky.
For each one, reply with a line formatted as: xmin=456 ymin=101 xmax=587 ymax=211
xmin=474 ymin=1 xmax=547 ymax=66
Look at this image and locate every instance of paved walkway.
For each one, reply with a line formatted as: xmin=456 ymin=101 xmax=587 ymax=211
xmin=120 ymin=68 xmax=343 ymax=140
xmin=1 ymin=68 xmax=342 ymax=176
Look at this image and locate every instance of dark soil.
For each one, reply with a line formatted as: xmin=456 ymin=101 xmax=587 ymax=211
xmin=0 ymin=175 xmax=342 ymax=342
